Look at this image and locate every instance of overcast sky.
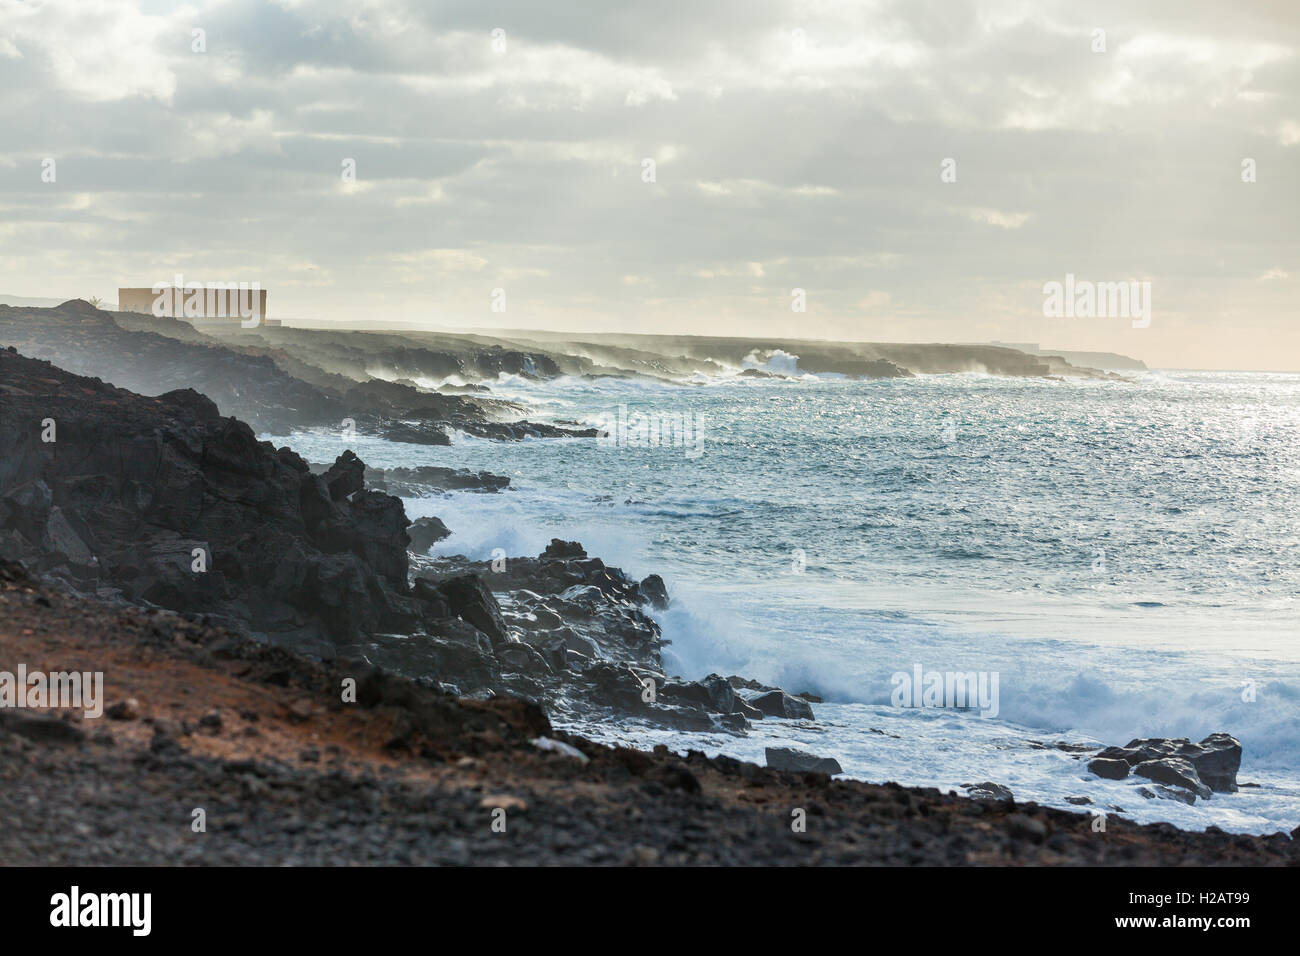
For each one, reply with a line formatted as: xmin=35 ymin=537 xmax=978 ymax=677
xmin=0 ymin=0 xmax=1296 ymax=368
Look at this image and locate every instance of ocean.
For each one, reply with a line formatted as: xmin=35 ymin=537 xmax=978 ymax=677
xmin=269 ymin=367 xmax=1300 ymax=835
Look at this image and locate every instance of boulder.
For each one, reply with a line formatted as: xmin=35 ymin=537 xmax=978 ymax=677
xmin=0 ymin=528 xmax=36 ymax=565
xmin=638 ymin=574 xmax=670 ymax=609
xmin=519 ymin=633 xmax=569 ymax=673
xmin=1087 ymin=757 xmax=1131 ymax=780
xmin=378 ymin=421 xmax=451 ymax=446
xmin=964 ymin=781 xmax=1014 ymax=801
xmin=322 ymin=450 xmax=365 ymax=501
xmin=765 ymin=747 xmax=843 ymax=775
xmin=3 ymin=480 xmax=53 ymax=543
xmin=542 ymin=539 xmax=586 ymax=560
xmin=45 ymin=506 xmax=94 ymax=567
xmin=497 ymin=643 xmax=552 ymax=676
xmin=1138 ymin=785 xmax=1197 ymax=806
xmin=1133 ymin=758 xmax=1212 ymax=799
xmin=432 ymin=574 xmax=510 ymax=647
xmin=363 ymin=465 xmax=509 ymax=495
xmin=560 ymin=630 xmax=601 ymax=659
xmin=523 ymin=604 xmax=563 ymax=630
xmin=661 ymin=674 xmax=735 ymax=715
xmin=410 ymin=578 xmax=452 ymax=619
xmin=1096 ymin=734 xmax=1241 ymax=793
xmin=745 ymin=689 xmax=815 ymax=720
xmin=1186 ymin=733 xmax=1242 ymax=793
xmin=407 ymin=516 xmax=451 ymax=552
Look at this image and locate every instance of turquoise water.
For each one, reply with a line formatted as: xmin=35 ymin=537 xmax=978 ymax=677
xmin=270 ymin=368 xmax=1300 ymax=833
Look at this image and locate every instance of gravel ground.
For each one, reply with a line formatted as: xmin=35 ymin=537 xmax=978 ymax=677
xmin=2 ymin=563 xmax=1297 ymax=866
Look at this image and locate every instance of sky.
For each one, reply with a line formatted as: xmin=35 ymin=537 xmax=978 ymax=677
xmin=0 ymin=0 xmax=1296 ymax=369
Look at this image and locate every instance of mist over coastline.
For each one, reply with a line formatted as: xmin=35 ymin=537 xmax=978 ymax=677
xmin=3 ymin=0 xmax=1298 ymax=888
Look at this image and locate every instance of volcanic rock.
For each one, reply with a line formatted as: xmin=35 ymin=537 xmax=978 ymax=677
xmin=964 ymin=782 xmax=1014 ymax=801
xmin=1133 ymin=758 xmax=1213 ymax=799
xmin=407 ymin=517 xmax=451 ymax=552
xmin=744 ymin=689 xmax=815 ymax=720
xmin=1087 ymin=757 xmax=1131 ymax=780
xmin=765 ymin=747 xmax=843 ymax=775
xmin=0 ymin=347 xmax=416 ymax=656
xmin=1095 ymin=734 xmax=1241 ymax=793
xmin=638 ymin=574 xmax=669 ymax=609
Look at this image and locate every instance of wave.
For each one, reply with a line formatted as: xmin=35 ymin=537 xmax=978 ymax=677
xmin=325 ymin=369 xmax=1300 ymax=785
xmin=652 ymin=581 xmax=1300 ymax=771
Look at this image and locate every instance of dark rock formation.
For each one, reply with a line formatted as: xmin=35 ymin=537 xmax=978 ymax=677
xmin=0 ymin=336 xmax=814 ymax=739
xmin=6 ymin=553 xmax=1297 ymax=866
xmin=362 ymin=465 xmax=509 ymax=495
xmin=390 ymin=539 xmax=816 ymax=735
xmin=322 ymin=450 xmax=366 ymax=501
xmin=963 ymin=782 xmax=1015 ymax=801
xmin=1133 ymin=758 xmax=1212 ymax=800
xmin=1139 ymin=785 xmax=1197 ymax=806
xmin=472 ymin=346 xmax=561 ymax=379
xmin=543 ymin=539 xmax=586 ymax=560
xmin=0 ymin=302 xmax=346 ymax=433
xmin=860 ymin=359 xmax=913 ymax=378
xmin=743 ymin=688 xmax=815 ymax=720
xmin=1179 ymin=733 xmax=1243 ymax=793
xmin=765 ymin=747 xmax=843 ymax=775
xmin=638 ymin=573 xmax=670 ymax=609
xmin=1093 ymin=734 xmax=1241 ymax=793
xmin=0 ymin=302 xmax=599 ymax=443
xmin=407 ymin=517 xmax=452 ymax=552
xmin=661 ymin=674 xmax=736 ymax=713
xmin=0 ymin=348 xmax=415 ymax=657
xmin=426 ymin=574 xmax=510 ymax=648
xmin=456 ymin=420 xmax=601 ymax=441
xmin=378 ymin=421 xmax=452 ymax=446
xmin=1087 ymin=757 xmax=1131 ymax=780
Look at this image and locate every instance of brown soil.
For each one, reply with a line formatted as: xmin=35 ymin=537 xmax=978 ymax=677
xmin=1 ymin=563 xmax=1296 ymax=866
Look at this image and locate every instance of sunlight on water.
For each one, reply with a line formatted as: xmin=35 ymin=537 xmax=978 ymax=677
xmin=269 ymin=369 xmax=1300 ymax=833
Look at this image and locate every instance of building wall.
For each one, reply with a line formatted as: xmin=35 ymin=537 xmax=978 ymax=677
xmin=117 ymin=288 xmax=157 ymax=315
xmin=117 ymin=286 xmax=269 ymax=325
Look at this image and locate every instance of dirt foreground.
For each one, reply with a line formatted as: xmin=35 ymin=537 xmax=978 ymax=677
xmin=2 ymin=561 xmax=1296 ymax=866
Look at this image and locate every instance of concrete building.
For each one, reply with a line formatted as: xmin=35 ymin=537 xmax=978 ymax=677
xmin=117 ymin=285 xmax=280 ymax=327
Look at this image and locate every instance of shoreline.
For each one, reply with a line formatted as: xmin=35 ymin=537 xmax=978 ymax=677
xmin=3 ymin=559 xmax=1295 ymax=866
xmin=1 ymin=303 xmax=1297 ymax=861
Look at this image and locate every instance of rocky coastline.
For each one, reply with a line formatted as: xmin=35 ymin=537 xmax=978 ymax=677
xmin=2 ymin=558 xmax=1295 ymax=865
xmin=0 ymin=304 xmax=1293 ymax=864
xmin=0 ymin=344 xmax=814 ymax=733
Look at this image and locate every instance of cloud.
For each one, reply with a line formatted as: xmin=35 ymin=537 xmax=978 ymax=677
xmin=0 ymin=0 xmax=182 ymax=102
xmin=968 ymin=207 xmax=1031 ymax=229
xmin=0 ymin=0 xmax=1296 ymax=368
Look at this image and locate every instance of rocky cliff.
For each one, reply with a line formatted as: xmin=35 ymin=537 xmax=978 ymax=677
xmin=0 ymin=346 xmax=415 ymax=657
xmin=0 ymin=344 xmax=805 ymax=733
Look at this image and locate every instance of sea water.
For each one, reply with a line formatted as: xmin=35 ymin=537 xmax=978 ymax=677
xmin=270 ymin=367 xmax=1300 ymax=834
